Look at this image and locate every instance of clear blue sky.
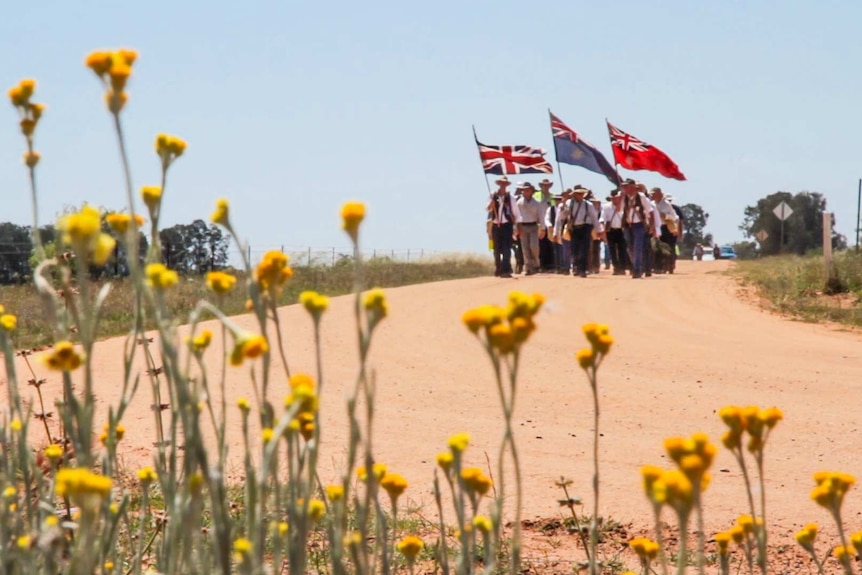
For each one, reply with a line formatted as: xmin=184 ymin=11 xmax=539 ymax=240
xmin=3 ymin=1 xmax=861 ymax=257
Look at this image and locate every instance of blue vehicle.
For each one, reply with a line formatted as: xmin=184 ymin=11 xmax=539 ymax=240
xmin=717 ymin=245 xmax=737 ymax=260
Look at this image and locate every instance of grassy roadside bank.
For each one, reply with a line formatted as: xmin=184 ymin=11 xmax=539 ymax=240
xmin=0 ymin=254 xmax=492 ymax=349
xmin=732 ymin=250 xmax=862 ymax=327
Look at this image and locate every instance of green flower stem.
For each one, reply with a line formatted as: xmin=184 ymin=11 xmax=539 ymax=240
xmin=652 ymin=504 xmax=668 ymax=575
xmin=588 ymin=362 xmax=600 ymax=575
xmin=675 ymin=510 xmax=690 ymax=575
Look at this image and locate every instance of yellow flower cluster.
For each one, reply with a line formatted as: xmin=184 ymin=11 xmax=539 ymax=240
xmin=284 ymin=373 xmax=318 ymax=440
xmin=85 ymin=49 xmax=137 ymax=113
xmin=664 ymin=432 xmax=716 ymax=491
xmin=233 ymin=537 xmax=252 ymax=560
xmin=719 ymin=405 xmax=782 ymax=452
xmin=42 ymin=341 xmax=84 ymax=372
xmin=254 ymin=250 xmax=293 ymax=298
xmin=461 ymin=292 xmax=544 ymax=355
xmin=356 ymin=462 xmax=387 ymax=483
xmin=137 ymin=466 xmax=158 ymax=484
xmin=55 ymin=467 xmax=112 ymax=509
xmin=229 ymin=333 xmax=269 ymax=366
xmin=44 ymin=444 xmax=64 ymax=461
xmin=714 ymin=530 xmax=732 ymax=555
xmin=105 ymin=212 xmax=144 ymax=235
xmin=340 ymin=201 xmax=365 ymax=242
xmin=576 ymin=323 xmax=613 ymax=369
xmin=325 ymin=484 xmax=344 ymax=502
xmin=810 ymin=471 xmax=855 ymax=513
xmin=141 ymin=186 xmax=162 ymax=216
xmin=190 ymin=329 xmax=213 ymax=353
xmin=629 ymin=537 xmax=660 ymax=562
xmin=299 ymin=290 xmax=329 ymax=320
xmin=155 ymin=133 xmax=187 ymax=169
xmin=794 ymin=522 xmax=819 ymax=551
xmin=363 ymin=288 xmax=388 ymax=323
xmin=460 ymin=467 xmax=493 ymax=496
xmin=145 ymin=263 xmax=179 ymax=289
xmin=380 ymin=472 xmax=408 ymax=502
xmin=57 ymin=204 xmax=116 ymax=266
xmin=206 ymin=271 xmax=236 ymax=295
xmin=642 ymin=453 xmax=711 ymax=518
xmin=99 ymin=423 xmax=125 ymax=446
xmin=211 ymin=198 xmax=229 ymax=226
xmin=834 ymin=544 xmax=856 ymax=563
xmin=8 ymin=79 xmax=45 ymax=166
xmin=0 ymin=312 xmax=16 ymax=331
xmin=395 ymin=535 xmax=425 ymax=562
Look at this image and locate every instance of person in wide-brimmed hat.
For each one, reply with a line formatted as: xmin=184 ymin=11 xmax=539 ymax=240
xmin=601 ymin=190 xmax=628 ymax=275
xmin=620 ymin=178 xmax=655 ymax=279
xmin=554 ymin=185 xmax=600 ymax=278
xmin=515 ymin=181 xmax=543 ymax=275
xmin=650 ymin=187 xmax=682 ymax=274
xmin=486 ymin=174 xmax=523 ymax=278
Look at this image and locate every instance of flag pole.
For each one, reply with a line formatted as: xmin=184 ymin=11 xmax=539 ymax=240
xmin=473 ymin=125 xmax=493 ymax=196
xmin=605 ymin=118 xmax=623 ymax=184
xmin=548 ymin=109 xmax=566 ymax=191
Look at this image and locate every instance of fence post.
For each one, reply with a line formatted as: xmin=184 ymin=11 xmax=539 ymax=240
xmin=407 ymin=249 xmax=410 ymax=262
xmin=332 ymin=247 xmax=335 ymax=266
xmin=307 ymin=246 xmax=311 ymax=266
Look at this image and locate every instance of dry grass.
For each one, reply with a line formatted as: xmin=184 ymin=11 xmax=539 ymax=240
xmin=0 ymin=254 xmax=492 ymax=350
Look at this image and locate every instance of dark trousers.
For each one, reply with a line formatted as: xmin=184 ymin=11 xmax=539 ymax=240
xmin=513 ymin=238 xmax=524 ymax=272
xmin=624 ymin=223 xmax=647 ymax=278
xmin=492 ymin=223 xmax=514 ymax=276
xmin=539 ymin=236 xmax=555 ymax=270
xmin=570 ymin=225 xmax=592 ymax=276
xmin=589 ymin=239 xmax=601 ymax=274
xmin=658 ymin=225 xmax=677 ymax=273
xmin=644 ymin=235 xmax=654 ymax=276
xmin=606 ymin=228 xmax=627 ymax=274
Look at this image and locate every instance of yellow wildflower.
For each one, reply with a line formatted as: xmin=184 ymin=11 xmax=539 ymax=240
xmin=448 ymin=432 xmax=470 ymax=454
xmin=57 ymin=204 xmax=100 ymax=246
xmin=155 ymin=133 xmax=187 ymax=167
xmin=24 ymin=151 xmax=40 ymax=168
xmin=93 ymin=233 xmax=116 ymax=266
xmin=473 ymin=515 xmax=493 ymax=533
xmin=141 ymin=186 xmax=162 ymax=214
xmin=381 ymin=473 xmax=408 ymax=501
xmin=55 ymin=467 xmax=112 ymax=509
xmin=488 ymin=323 xmax=515 ymax=354
xmin=261 ymin=427 xmax=274 ymax=443
xmin=834 ymin=544 xmax=856 ymax=562
xmin=137 ymin=466 xmax=157 ymax=484
xmin=0 ymin=314 xmax=17 ymax=331
xmin=715 ymin=531 xmax=732 ymax=555
xmin=233 ymin=537 xmax=252 ymax=559
xmin=795 ymin=523 xmax=818 ymax=550
xmin=105 ymin=213 xmax=144 ymax=234
xmin=461 ymin=467 xmax=493 ymax=495
xmin=104 ymin=561 xmax=114 ymax=572
xmin=356 ymin=463 xmax=387 ymax=482
xmin=325 ymin=485 xmax=344 ymax=502
xmin=3 ymin=486 xmax=16 ymax=499
xmin=629 ymin=537 xmax=660 ymax=560
xmin=211 ymin=198 xmax=229 ymax=226
xmin=299 ymin=290 xmax=329 ymax=318
xmin=728 ymin=524 xmax=745 ymax=544
xmin=582 ymin=323 xmax=613 ymax=354
xmin=363 ymin=288 xmax=388 ymax=320
xmin=307 ymin=499 xmax=325 ymax=521
xmin=237 ymin=397 xmax=251 ymax=412
xmin=191 ymin=330 xmax=213 ymax=352
xmin=575 ymin=348 xmax=595 ymax=369
xmin=229 ymin=332 xmax=268 ymax=366
xmin=396 ymin=535 xmax=424 ymax=562
xmin=44 ymin=444 xmax=64 ymax=461
xmin=254 ymin=250 xmax=292 ymax=295
xmin=42 ymin=341 xmax=84 ymax=371
xmin=86 ymin=51 xmax=112 ymax=76
xmin=17 ymin=535 xmax=30 ymax=550
xmin=811 ymin=471 xmax=855 ymax=511
xmin=9 ymin=419 xmax=21 ymax=432
xmin=340 ymin=201 xmax=365 ymax=241
xmin=145 ymin=263 xmax=178 ymax=289
xmin=205 ymin=271 xmax=236 ymax=294
xmin=760 ymin=406 xmax=783 ymax=428
xmin=436 ymin=452 xmax=453 ymax=470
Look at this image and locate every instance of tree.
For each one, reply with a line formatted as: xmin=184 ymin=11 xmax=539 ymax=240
xmin=739 ymin=191 xmax=846 ymax=256
xmin=677 ymin=203 xmax=713 ymax=258
xmin=159 ymin=219 xmax=230 ymax=274
xmin=0 ymin=222 xmax=34 ymax=283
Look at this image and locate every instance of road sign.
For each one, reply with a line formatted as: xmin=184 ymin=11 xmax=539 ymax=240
xmin=755 ymin=230 xmax=769 ymax=242
xmin=773 ymin=201 xmax=793 ymax=221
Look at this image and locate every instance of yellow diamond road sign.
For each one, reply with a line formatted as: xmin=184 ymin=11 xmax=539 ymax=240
xmin=755 ymin=230 xmax=768 ymax=242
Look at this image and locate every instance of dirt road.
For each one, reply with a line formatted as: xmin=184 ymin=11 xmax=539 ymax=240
xmin=18 ymin=259 xmax=862 ymax=538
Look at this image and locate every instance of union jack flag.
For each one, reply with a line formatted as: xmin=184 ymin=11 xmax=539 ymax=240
xmin=475 ymin=139 xmax=553 ymax=175
xmin=607 ymin=122 xmax=650 ymax=153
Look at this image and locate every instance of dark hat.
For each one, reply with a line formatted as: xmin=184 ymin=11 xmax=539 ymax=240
xmin=621 ymin=178 xmax=637 ymax=186
xmin=522 ymin=182 xmax=536 ymax=190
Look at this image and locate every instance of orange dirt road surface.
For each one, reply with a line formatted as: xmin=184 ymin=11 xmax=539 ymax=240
xmin=13 ymin=259 xmax=862 ymax=538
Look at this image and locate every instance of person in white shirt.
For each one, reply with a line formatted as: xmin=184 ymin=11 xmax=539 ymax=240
xmin=537 ymin=179 xmax=556 ymax=271
xmin=651 ymin=187 xmax=681 ymax=274
xmin=601 ymin=192 xmax=628 ymax=275
xmin=620 ymin=178 xmax=654 ymax=279
xmin=516 ymin=182 xmax=544 ymax=275
xmin=485 ymin=176 xmax=521 ymax=278
xmin=545 ymin=192 xmax=571 ymax=274
xmin=557 ymin=185 xmax=601 ymax=278
xmin=588 ymin=195 xmax=604 ymax=274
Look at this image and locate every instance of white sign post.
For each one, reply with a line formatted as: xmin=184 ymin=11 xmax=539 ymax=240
xmin=773 ymin=201 xmax=793 ymax=251
xmin=823 ymin=212 xmax=833 ymax=277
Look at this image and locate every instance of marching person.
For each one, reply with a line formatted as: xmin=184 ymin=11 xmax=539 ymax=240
xmin=557 ymin=185 xmax=600 ymax=278
xmin=544 ymin=191 xmax=570 ymax=274
xmin=601 ymin=191 xmax=628 ymax=275
xmin=512 ymin=184 xmax=525 ymax=274
xmin=588 ymin=194 xmax=604 ymax=275
xmin=620 ymin=178 xmax=655 ymax=279
xmin=486 ymin=176 xmax=522 ymax=278
xmin=650 ymin=187 xmax=680 ymax=274
xmin=516 ymin=182 xmax=543 ymax=276
xmin=537 ymin=179 xmax=556 ymax=271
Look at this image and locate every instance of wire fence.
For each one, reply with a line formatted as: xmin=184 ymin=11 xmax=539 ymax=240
xmin=235 ymin=246 xmax=448 ymax=268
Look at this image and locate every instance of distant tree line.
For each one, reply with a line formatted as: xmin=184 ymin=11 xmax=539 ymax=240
xmin=0 ymin=217 xmax=229 ymax=285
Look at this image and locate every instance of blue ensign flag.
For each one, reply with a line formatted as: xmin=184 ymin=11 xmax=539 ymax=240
xmin=550 ymin=112 xmax=619 ymax=185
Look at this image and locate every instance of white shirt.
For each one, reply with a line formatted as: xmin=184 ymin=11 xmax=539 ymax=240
xmin=516 ymin=196 xmax=544 ymax=227
xmin=654 ymin=198 xmax=679 ymax=225
xmin=601 ymin=202 xmax=623 ymax=230
xmin=555 ymin=198 xmax=601 ymax=236
xmin=623 ymin=192 xmax=653 ymax=226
